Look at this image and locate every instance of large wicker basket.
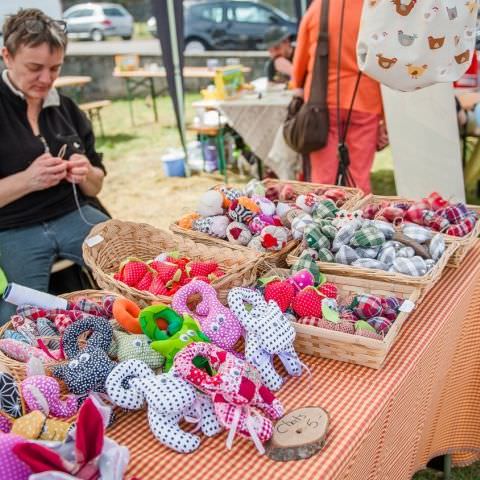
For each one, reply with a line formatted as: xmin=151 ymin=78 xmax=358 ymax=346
xmin=83 ymin=219 xmax=260 ymax=307
xmin=0 ymin=289 xmax=116 ymax=387
xmin=354 ymin=194 xmax=480 ymax=267
xmin=263 ymin=269 xmax=420 ymax=369
xmin=287 ymin=240 xmax=457 ymax=303
xmin=261 ymin=179 xmax=364 ymax=210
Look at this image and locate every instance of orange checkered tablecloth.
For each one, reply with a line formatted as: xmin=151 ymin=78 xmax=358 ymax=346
xmin=109 ymin=242 xmax=480 ymax=480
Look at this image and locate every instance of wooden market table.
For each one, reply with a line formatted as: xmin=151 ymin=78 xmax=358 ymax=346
xmin=114 ymin=66 xmax=252 ymax=125
xmin=109 ymin=241 xmax=480 ymax=480
xmin=54 ymin=76 xmax=92 ymax=103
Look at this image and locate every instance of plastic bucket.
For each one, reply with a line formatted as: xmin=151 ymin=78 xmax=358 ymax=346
xmin=161 ymin=152 xmax=186 ymax=177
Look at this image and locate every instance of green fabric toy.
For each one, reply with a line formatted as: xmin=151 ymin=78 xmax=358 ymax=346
xmin=139 ymin=305 xmax=210 ymax=371
xmin=0 ymin=267 xmax=7 ymax=295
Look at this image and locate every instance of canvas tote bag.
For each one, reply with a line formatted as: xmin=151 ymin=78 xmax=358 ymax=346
xmin=356 ymin=0 xmax=479 ymax=92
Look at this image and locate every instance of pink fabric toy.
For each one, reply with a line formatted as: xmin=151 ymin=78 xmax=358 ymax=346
xmin=0 ymin=339 xmax=63 ymax=363
xmin=171 ymin=280 xmax=243 ymax=352
xmin=0 ymin=432 xmax=32 ymax=480
xmin=174 ymin=342 xmax=284 ymax=453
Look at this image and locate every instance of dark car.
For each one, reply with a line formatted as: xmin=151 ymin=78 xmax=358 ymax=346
xmin=147 ymin=0 xmax=297 ymax=52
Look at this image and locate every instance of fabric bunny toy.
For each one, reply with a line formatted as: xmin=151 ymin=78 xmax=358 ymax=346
xmin=11 ymin=396 xmax=129 ymax=480
xmin=171 ymin=280 xmax=243 ymax=353
xmin=228 ymin=288 xmax=302 ymax=391
xmin=51 ymin=316 xmax=117 ymax=397
xmin=174 ymin=342 xmax=284 ymax=454
xmin=106 ymin=359 xmax=221 ymax=453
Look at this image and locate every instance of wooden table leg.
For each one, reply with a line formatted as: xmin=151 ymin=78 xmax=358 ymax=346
xmin=149 ymin=77 xmax=159 ymax=123
xmin=125 ymin=78 xmax=135 ymax=127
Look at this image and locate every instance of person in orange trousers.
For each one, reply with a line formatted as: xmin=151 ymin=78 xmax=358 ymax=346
xmin=292 ymin=0 xmax=383 ymax=194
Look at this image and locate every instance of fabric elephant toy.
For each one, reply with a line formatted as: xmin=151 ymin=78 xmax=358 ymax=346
xmin=171 ymin=280 xmax=244 ymax=352
xmin=228 ymin=288 xmax=302 ymax=391
xmin=174 ymin=342 xmax=284 ymax=453
xmin=51 ymin=316 xmax=117 ymax=397
xmin=106 ymin=359 xmax=221 ymax=453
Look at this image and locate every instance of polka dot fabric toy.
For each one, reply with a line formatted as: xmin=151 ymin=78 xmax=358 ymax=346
xmin=106 ymin=359 xmax=221 ymax=453
xmin=227 ymin=288 xmax=302 ymax=391
xmin=171 ymin=280 xmax=243 ymax=353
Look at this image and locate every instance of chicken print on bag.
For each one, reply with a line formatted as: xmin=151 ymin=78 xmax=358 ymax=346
xmin=424 ymin=5 xmax=439 ymax=21
xmin=455 ymin=50 xmax=470 ymax=64
xmin=447 ymin=6 xmax=458 ymax=19
xmin=464 ymin=26 xmax=475 ymax=40
xmin=406 ymin=64 xmax=428 ymax=78
xmin=398 ymin=30 xmax=418 ymax=46
xmin=466 ymin=0 xmax=477 ymax=14
xmin=428 ymin=35 xmax=445 ymax=49
xmin=392 ymin=0 xmax=417 ymax=16
xmin=377 ymin=53 xmax=398 ymax=68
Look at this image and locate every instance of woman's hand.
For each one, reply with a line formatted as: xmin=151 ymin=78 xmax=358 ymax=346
xmin=24 ymin=153 xmax=67 ymax=192
xmin=66 ymin=154 xmax=91 ymax=184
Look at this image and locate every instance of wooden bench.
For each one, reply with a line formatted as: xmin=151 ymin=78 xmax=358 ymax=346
xmin=79 ymin=100 xmax=112 ymax=138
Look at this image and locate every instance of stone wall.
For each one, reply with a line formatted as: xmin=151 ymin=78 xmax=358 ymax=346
xmin=61 ymin=51 xmax=269 ymax=100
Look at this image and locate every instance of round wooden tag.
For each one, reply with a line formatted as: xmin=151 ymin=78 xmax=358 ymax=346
xmin=266 ymin=406 xmax=329 ymax=462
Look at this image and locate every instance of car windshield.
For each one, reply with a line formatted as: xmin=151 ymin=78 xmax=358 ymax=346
xmin=267 ymin=4 xmax=295 ymax=22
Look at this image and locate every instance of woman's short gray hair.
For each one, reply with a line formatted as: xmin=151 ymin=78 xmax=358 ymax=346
xmin=3 ymin=8 xmax=68 ymax=56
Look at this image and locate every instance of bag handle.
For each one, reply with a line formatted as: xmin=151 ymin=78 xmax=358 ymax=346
xmin=308 ymin=0 xmax=329 ymax=105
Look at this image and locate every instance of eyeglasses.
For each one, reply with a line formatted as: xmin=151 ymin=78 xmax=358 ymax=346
xmin=23 ymin=18 xmax=67 ymax=34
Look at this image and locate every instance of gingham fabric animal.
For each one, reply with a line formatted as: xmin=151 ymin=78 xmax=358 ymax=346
xmin=171 ymin=280 xmax=243 ymax=353
xmin=51 ymin=316 xmax=116 ymax=397
xmin=106 ymin=359 xmax=221 ymax=453
xmin=227 ymin=288 xmax=302 ymax=391
xmin=174 ymin=342 xmax=284 ymax=453
xmin=357 ymin=0 xmax=478 ymax=91
xmin=110 ymin=331 xmax=164 ymax=370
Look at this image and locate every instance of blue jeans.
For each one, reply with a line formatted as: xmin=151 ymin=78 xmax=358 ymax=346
xmin=0 ymin=205 xmax=109 ymax=325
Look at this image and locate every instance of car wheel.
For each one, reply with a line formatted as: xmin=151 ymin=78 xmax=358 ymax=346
xmin=184 ymin=39 xmax=207 ymax=53
xmin=91 ymin=29 xmax=104 ymax=42
xmin=121 ymin=35 xmax=132 ymax=40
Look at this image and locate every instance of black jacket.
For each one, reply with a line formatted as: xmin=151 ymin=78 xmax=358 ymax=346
xmin=0 ymin=71 xmax=106 ymax=229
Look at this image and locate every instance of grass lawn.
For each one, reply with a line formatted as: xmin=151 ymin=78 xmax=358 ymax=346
xmin=95 ymin=95 xmax=479 ymax=479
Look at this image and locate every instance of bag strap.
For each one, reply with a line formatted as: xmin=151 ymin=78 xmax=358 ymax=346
xmin=308 ymin=0 xmax=329 ymax=105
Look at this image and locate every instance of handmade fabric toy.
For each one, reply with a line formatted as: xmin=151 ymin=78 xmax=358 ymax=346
xmin=174 ymin=342 xmax=284 ymax=453
xmin=51 ymin=316 xmax=116 ymax=397
xmin=0 ymin=371 xmax=23 ymax=418
xmin=139 ymin=304 xmax=210 ymax=371
xmin=0 ymin=339 xmax=63 ymax=363
xmin=171 ymin=280 xmax=243 ymax=352
xmin=192 ymin=215 xmax=230 ymax=238
xmin=106 ymin=359 xmax=221 ymax=453
xmin=197 ymin=190 xmax=225 ymax=216
xmin=21 ymin=358 xmax=78 ymax=419
xmin=248 ymin=236 xmax=267 ymax=253
xmin=110 ymin=330 xmax=164 ymax=370
xmin=228 ymin=197 xmax=260 ymax=223
xmin=177 ymin=212 xmax=201 ymax=230
xmin=261 ymin=226 xmax=290 ymax=251
xmin=228 ymin=288 xmax=302 ymax=391
xmin=10 ymin=410 xmax=71 ymax=441
xmin=226 ymin=222 xmax=252 ymax=246
xmin=251 ymin=195 xmax=276 ymax=216
xmin=12 ymin=396 xmax=129 ymax=480
xmin=112 ymin=297 xmax=142 ymax=334
xmin=215 ymin=185 xmax=242 ymax=208
xmin=290 ymin=213 xmax=314 ymax=240
xmin=0 ymin=432 xmax=33 ymax=480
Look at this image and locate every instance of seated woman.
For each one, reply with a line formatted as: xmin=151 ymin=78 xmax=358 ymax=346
xmin=0 ymin=9 xmax=110 ymax=324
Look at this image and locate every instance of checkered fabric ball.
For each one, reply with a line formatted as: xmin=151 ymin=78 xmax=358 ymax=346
xmin=424 ymin=214 xmax=450 ymax=232
xmin=446 ymin=215 xmax=476 ymax=236
xmin=366 ymin=220 xmax=395 ymax=240
xmin=402 ymin=224 xmax=433 ymax=243
xmin=335 ymin=245 xmax=359 ymax=265
xmin=404 ymin=204 xmax=425 ymax=224
xmin=392 ymin=256 xmax=427 ymax=276
xmin=355 ymin=246 xmax=381 ymax=259
xmin=291 ymin=255 xmax=322 ymax=284
xmin=350 ymin=227 xmax=385 ymax=248
xmin=312 ymin=199 xmax=338 ymax=220
xmin=291 ymin=213 xmax=314 ymax=240
xmin=305 ymin=225 xmax=330 ymax=250
xmin=439 ymin=204 xmax=469 ymax=224
xmin=350 ymin=295 xmax=383 ymax=319
xmin=321 ymin=224 xmax=338 ymax=241
xmin=351 ymin=259 xmax=389 ymax=271
xmin=378 ymin=246 xmax=396 ymax=266
xmin=317 ymin=247 xmax=335 ymax=263
xmin=397 ymin=246 xmax=415 ymax=258
xmin=362 ymin=203 xmax=381 ymax=219
xmin=367 ymin=316 xmax=393 ymax=334
xmin=332 ymin=223 xmax=357 ymax=252
xmin=428 ymin=233 xmax=445 ymax=261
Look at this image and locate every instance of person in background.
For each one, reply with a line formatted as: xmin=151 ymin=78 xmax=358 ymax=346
xmin=264 ymin=26 xmax=295 ymax=84
xmin=292 ymin=0 xmax=383 ymax=193
xmin=0 ymin=9 xmax=109 ymax=324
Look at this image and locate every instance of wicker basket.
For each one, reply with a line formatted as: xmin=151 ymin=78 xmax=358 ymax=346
xmin=261 ymin=179 xmax=364 ymax=210
xmin=354 ymin=194 xmax=480 ymax=267
xmin=287 ymin=240 xmax=457 ymax=303
xmin=0 ymin=289 xmax=116 ymax=388
xmin=83 ymin=219 xmax=260 ymax=307
xmin=263 ymin=269 xmax=420 ymax=369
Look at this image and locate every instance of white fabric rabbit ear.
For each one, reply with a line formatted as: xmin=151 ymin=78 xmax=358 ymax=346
xmin=106 ymin=360 xmax=153 ymax=410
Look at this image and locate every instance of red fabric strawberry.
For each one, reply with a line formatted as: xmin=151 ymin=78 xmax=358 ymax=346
xmin=120 ymin=261 xmax=149 ymax=287
xmin=136 ymin=271 xmax=154 ymax=291
xmin=209 ymin=269 xmax=225 ymax=280
xmin=148 ymin=275 xmax=169 ymax=296
xmin=292 ymin=287 xmax=323 ymax=317
xmin=186 ymin=261 xmax=218 ymax=277
xmin=264 ymin=280 xmax=295 ymax=313
xmin=153 ymin=262 xmax=182 ymax=285
xmin=318 ymin=282 xmax=338 ymax=299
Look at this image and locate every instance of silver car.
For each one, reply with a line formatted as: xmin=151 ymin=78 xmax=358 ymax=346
xmin=63 ymin=2 xmax=133 ymax=41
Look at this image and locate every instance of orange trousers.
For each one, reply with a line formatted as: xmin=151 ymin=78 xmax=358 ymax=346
xmin=309 ymin=108 xmax=380 ymax=194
